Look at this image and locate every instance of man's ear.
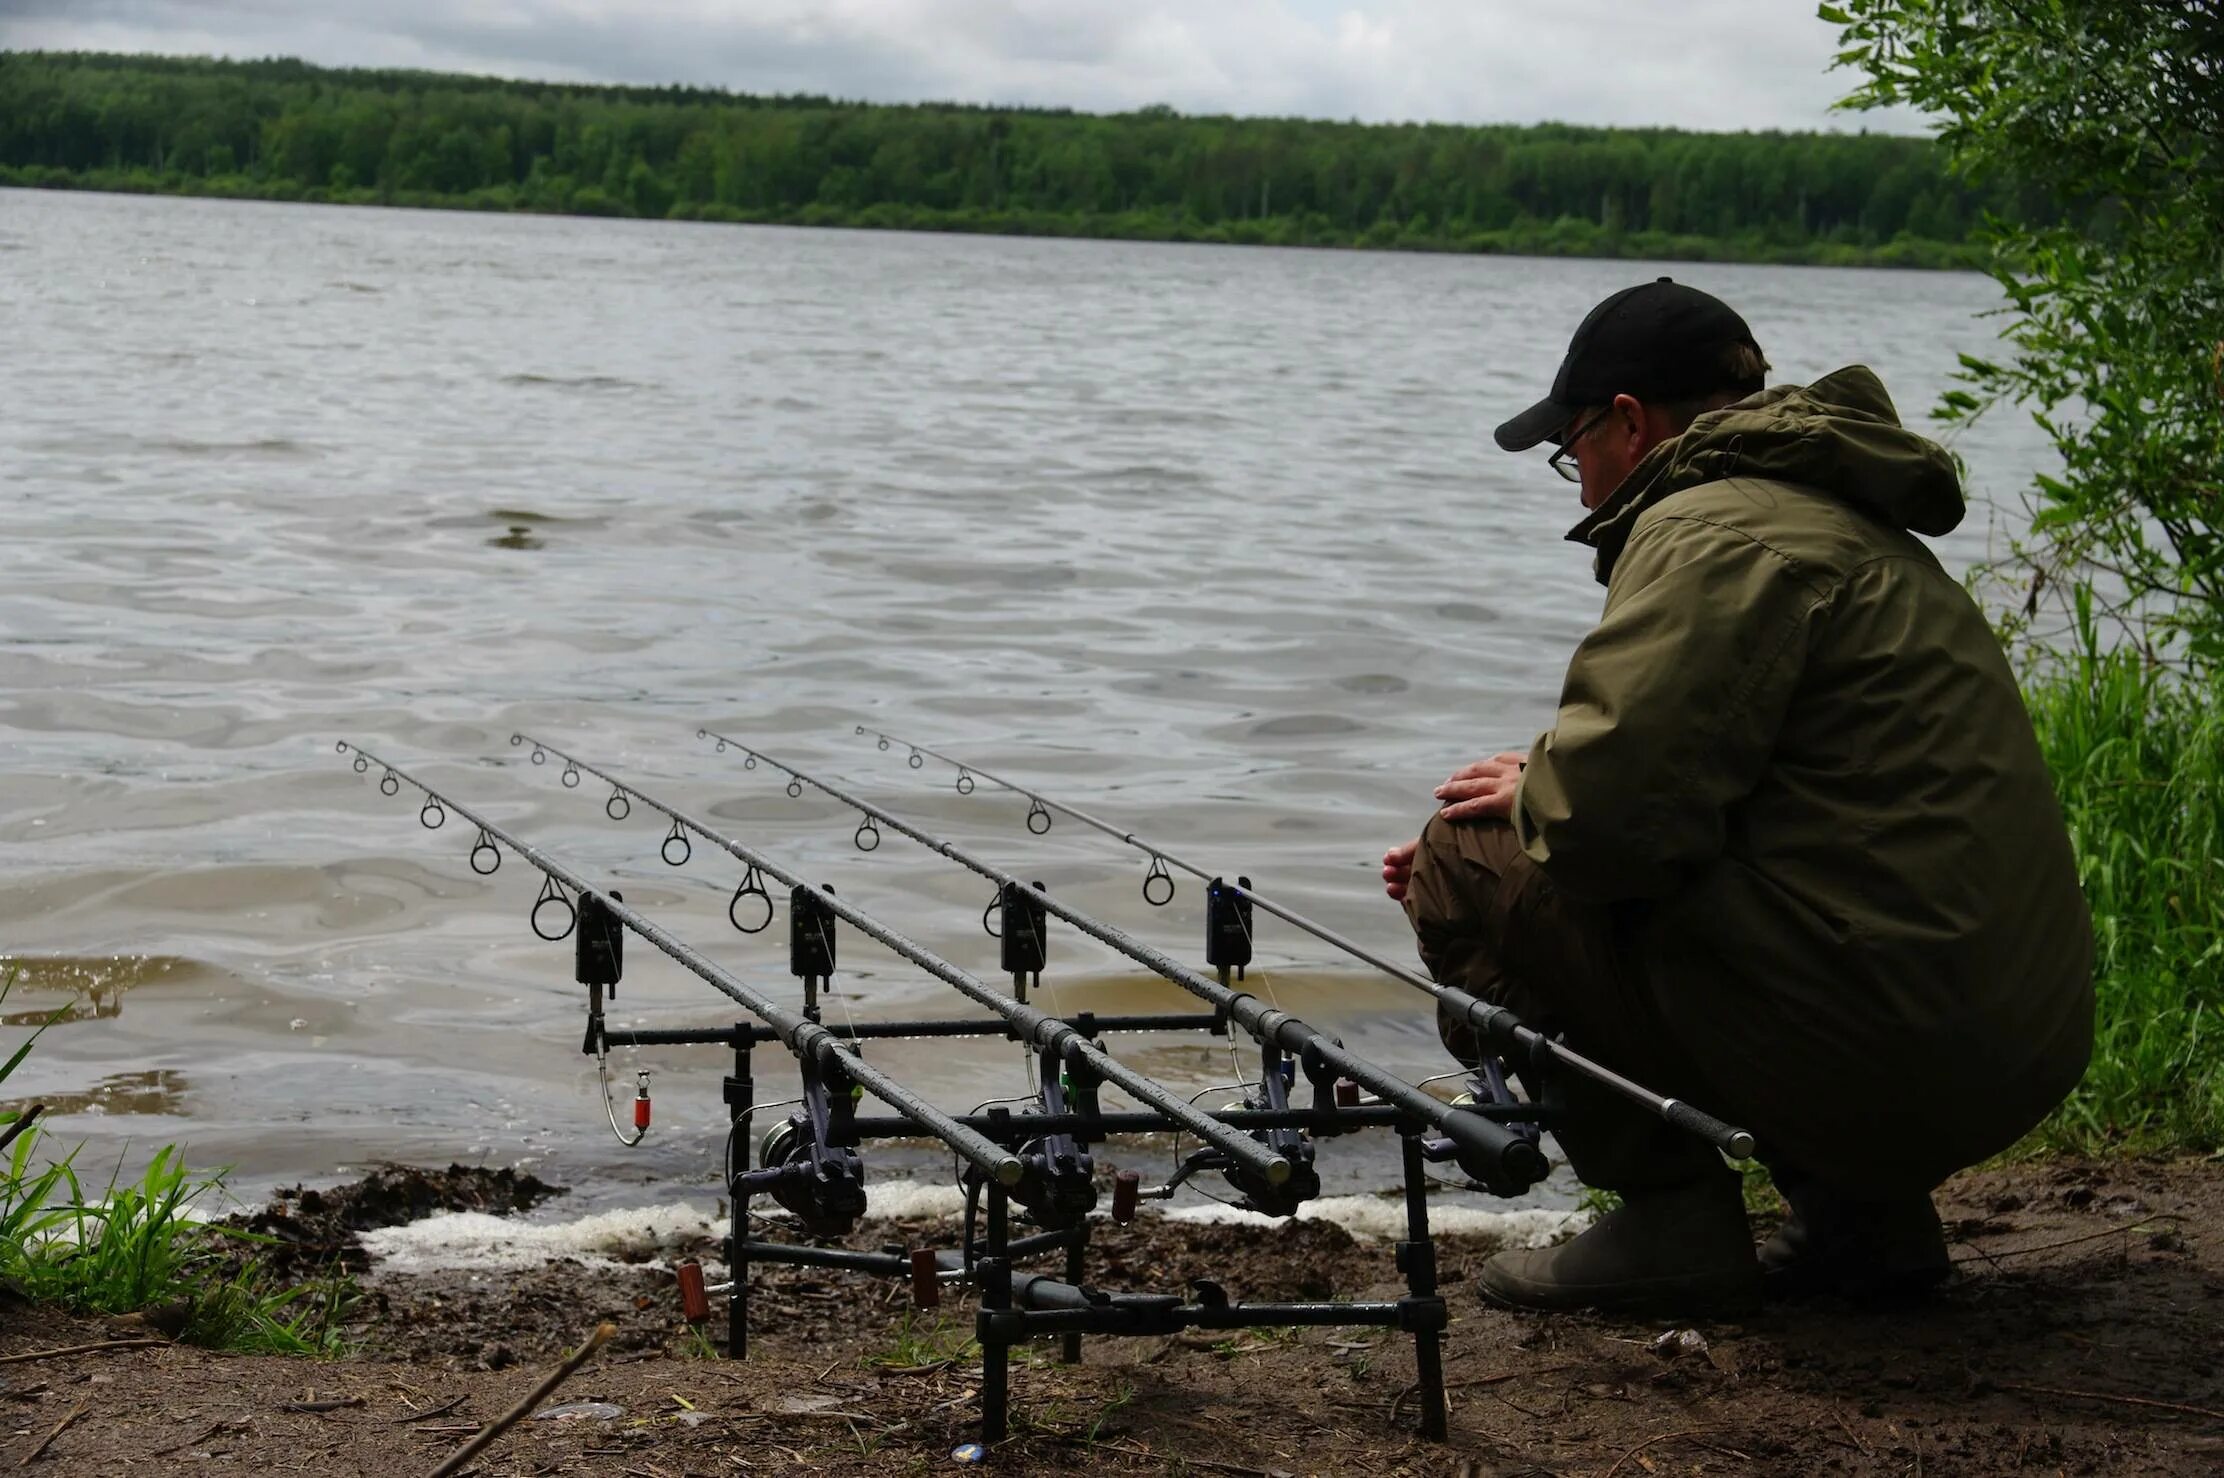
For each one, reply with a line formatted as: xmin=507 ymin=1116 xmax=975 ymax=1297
xmin=1609 ymin=392 xmax=1649 ymax=448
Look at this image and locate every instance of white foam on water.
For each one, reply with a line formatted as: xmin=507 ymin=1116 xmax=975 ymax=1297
xmin=360 ymin=1201 xmax=720 ymax=1274
xmin=1161 ymin=1195 xmax=1588 ymax=1249
xmin=357 ymin=1182 xmax=1585 ymax=1273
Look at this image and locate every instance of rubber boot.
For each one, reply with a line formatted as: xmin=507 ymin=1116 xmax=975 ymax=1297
xmin=1759 ymin=1182 xmax=1949 ymax=1301
xmin=1479 ymin=1173 xmax=1761 ymax=1316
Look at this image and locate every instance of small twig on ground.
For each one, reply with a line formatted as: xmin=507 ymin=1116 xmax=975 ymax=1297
xmin=1993 ymin=1382 xmax=2224 ymax=1422
xmin=281 ymin=1397 xmax=365 ymax=1414
xmin=145 ymin=1419 xmax=244 ymax=1460
xmin=1391 ymin=1362 xmax=1576 ymax=1421
xmin=1090 ymin=1439 xmax=1280 ymax=1477
xmin=17 ymin=1398 xmax=88 ymax=1467
xmin=422 ymin=1322 xmax=615 ymax=1478
xmin=1603 ymin=1428 xmax=1720 ymax=1478
xmin=390 ymin=1395 xmax=468 ymax=1425
xmin=0 ymin=1338 xmax=168 ymax=1367
xmin=1952 ymin=1213 xmax=2187 ymax=1265
xmin=1832 ymin=1407 xmax=1874 ymax=1457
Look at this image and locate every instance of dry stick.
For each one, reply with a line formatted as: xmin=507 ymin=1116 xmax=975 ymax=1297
xmin=0 ymin=1337 xmax=169 ymax=1366
xmin=1952 ymin=1212 xmax=2187 ymax=1265
xmin=421 ymin=1322 xmax=615 ymax=1478
xmin=1993 ymin=1382 xmax=2224 ymax=1422
xmin=1831 ymin=1407 xmax=1875 ymax=1457
xmin=1393 ymin=1363 xmax=1580 ymax=1422
xmin=17 ymin=1399 xmax=87 ymax=1468
xmin=144 ymin=1419 xmax=242 ymax=1461
xmin=1602 ymin=1428 xmax=1720 ymax=1478
xmin=389 ymin=1395 xmax=468 ymax=1425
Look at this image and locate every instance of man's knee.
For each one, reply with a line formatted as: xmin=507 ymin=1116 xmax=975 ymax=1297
xmin=1403 ymin=813 xmax=1525 ymax=935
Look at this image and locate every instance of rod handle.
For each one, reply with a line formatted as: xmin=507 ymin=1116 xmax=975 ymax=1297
xmin=1661 ymin=1098 xmax=1755 ymax=1160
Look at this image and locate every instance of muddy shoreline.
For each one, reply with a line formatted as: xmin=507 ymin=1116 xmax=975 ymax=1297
xmin=6 ymin=1156 xmax=2222 ymax=1474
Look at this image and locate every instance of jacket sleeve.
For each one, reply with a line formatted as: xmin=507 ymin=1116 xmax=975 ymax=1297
xmin=1512 ymin=510 xmax=1828 ymax=900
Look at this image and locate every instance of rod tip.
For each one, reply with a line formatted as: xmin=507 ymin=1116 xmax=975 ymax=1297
xmin=1727 ymin=1130 xmax=1756 ymax=1160
xmin=994 ymin=1156 xmax=1025 ymax=1188
xmin=1263 ymin=1156 xmax=1292 ymax=1186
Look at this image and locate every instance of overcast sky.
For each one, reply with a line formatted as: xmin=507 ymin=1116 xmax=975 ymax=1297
xmin=0 ymin=0 xmax=1925 ymax=134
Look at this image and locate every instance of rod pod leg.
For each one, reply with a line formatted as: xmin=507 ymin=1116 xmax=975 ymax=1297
xmin=1400 ymin=1131 xmax=1448 ymax=1440
xmin=726 ymin=1034 xmax=755 ymax=1359
xmin=977 ymin=1180 xmax=1012 ymax=1443
xmin=1061 ymin=1223 xmax=1087 ymax=1365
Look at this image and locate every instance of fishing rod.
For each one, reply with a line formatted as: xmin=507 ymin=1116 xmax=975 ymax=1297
xmin=507 ymin=732 xmax=1297 ymax=1206
xmin=339 ymin=739 xmax=1471 ymax=1443
xmin=853 ymin=724 xmax=1757 ymax=1162
xmin=695 ymin=729 xmax=1559 ymax=1193
xmin=331 ymin=740 xmax=1021 ymax=1190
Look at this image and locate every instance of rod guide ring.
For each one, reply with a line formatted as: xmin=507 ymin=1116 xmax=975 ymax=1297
xmin=786 ymin=778 xmax=803 ymax=799
xmin=1143 ymin=856 xmax=1176 ymax=907
xmin=531 ymin=874 xmax=575 ymax=941
xmin=419 ymin=798 xmax=446 ymax=830
xmin=661 ymin=820 xmax=692 ymax=867
xmin=605 ymin=789 xmax=631 ymax=821
xmin=729 ymin=868 xmax=774 ymax=934
xmin=1026 ymin=800 xmax=1052 ymax=835
xmin=561 ymin=763 xmax=580 ymax=789
xmin=470 ymin=828 xmax=501 ymax=875
xmin=956 ymin=770 xmax=975 ymax=795
xmin=379 ymin=771 xmax=400 ymax=797
xmin=854 ymin=819 xmax=881 ymax=853
xmin=352 ymin=753 xmax=369 ymax=774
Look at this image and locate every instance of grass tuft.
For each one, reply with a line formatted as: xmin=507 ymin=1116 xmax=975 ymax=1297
xmin=2022 ymin=627 xmax=2224 ymax=1154
xmin=0 ymin=966 xmax=357 ymax=1353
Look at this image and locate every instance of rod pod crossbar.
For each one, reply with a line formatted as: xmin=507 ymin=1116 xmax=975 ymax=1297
xmin=331 ymin=741 xmax=1023 ymax=1188
xmin=699 ymin=730 xmax=1555 ymax=1194
xmin=507 ymin=733 xmax=1293 ymax=1195
xmin=855 ymin=725 xmax=1757 ymax=1162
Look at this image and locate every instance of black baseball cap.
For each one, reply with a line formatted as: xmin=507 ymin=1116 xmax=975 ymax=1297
xmin=1494 ymin=278 xmax=1761 ymax=452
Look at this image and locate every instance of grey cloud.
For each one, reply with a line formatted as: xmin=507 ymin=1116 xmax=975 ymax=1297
xmin=0 ymin=0 xmax=1929 ymax=133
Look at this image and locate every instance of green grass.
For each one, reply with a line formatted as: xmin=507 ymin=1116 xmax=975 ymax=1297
xmin=0 ymin=966 xmax=357 ymax=1353
xmin=2021 ymin=632 xmax=2224 ymax=1154
xmin=862 ymin=1309 xmax=978 ymax=1370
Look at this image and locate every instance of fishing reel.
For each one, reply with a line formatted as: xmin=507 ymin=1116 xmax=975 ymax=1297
xmin=1221 ymin=1044 xmax=1321 ymax=1217
xmin=1426 ymin=1056 xmax=1550 ymax=1198
xmin=735 ymin=1058 xmax=868 ymax=1239
xmin=993 ymin=1049 xmax=1102 ymax=1231
xmin=752 ymin=1116 xmax=868 ymax=1239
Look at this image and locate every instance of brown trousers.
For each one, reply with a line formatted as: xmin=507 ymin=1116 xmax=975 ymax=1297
xmin=1401 ymin=813 xmax=1726 ymax=1193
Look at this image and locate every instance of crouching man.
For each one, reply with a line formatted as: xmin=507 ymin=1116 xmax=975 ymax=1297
xmin=1383 ymin=280 xmax=2093 ymax=1315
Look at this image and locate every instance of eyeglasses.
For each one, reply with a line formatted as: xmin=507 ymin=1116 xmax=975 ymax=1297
xmin=1548 ymin=407 xmax=1609 ymax=483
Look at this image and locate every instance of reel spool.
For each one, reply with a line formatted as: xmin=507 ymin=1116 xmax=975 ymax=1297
xmin=756 ymin=1118 xmax=867 ymax=1238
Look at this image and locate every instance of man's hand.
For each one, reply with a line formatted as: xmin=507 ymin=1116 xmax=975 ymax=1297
xmin=1384 ymin=752 xmax=1530 ymax=900
xmin=1382 ymin=838 xmax=1419 ymax=902
xmin=1433 ymin=751 xmax=1529 ymax=822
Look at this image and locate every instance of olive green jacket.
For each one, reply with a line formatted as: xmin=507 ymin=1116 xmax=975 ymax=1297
xmin=1514 ymin=366 xmax=2092 ymax=1187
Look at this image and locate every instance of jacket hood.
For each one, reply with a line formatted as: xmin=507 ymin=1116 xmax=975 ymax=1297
xmin=1568 ymin=365 xmax=1965 ymax=581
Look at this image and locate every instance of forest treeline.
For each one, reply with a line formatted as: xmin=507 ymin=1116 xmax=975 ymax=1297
xmin=0 ymin=52 xmax=2045 ymax=266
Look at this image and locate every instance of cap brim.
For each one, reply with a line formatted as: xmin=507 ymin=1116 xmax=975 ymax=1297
xmin=1494 ymin=394 xmax=1574 ymax=453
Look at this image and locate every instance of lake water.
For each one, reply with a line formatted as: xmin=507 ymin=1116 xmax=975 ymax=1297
xmin=0 ymin=188 xmax=2052 ymax=1220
